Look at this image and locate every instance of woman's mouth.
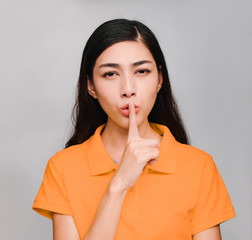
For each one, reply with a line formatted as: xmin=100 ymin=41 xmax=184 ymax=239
xmin=120 ymin=104 xmax=139 ymax=116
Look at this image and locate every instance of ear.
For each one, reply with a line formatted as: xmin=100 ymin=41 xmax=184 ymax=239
xmin=87 ymin=77 xmax=98 ymax=99
xmin=157 ymin=66 xmax=163 ymax=93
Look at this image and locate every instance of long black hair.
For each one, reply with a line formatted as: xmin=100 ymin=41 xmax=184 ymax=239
xmin=66 ymin=19 xmax=190 ymax=148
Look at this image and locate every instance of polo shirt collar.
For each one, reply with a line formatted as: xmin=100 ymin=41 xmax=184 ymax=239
xmin=85 ymin=122 xmax=179 ymax=176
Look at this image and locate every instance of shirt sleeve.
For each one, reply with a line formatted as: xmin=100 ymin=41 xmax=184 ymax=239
xmin=32 ymin=153 xmax=72 ymax=220
xmin=190 ymin=157 xmax=236 ymax=235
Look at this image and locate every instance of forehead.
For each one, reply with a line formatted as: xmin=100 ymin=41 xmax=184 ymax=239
xmin=95 ymin=41 xmax=155 ymax=66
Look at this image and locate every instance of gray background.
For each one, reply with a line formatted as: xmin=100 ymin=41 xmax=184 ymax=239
xmin=0 ymin=0 xmax=251 ymax=239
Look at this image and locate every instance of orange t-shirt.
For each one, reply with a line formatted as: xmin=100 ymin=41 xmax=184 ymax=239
xmin=32 ymin=123 xmax=236 ymax=239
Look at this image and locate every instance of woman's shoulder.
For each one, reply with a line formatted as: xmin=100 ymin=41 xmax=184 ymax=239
xmin=177 ymin=142 xmax=214 ymax=166
xmin=172 ymin=142 xmax=219 ymax=177
xmin=48 ymin=141 xmax=90 ymax=169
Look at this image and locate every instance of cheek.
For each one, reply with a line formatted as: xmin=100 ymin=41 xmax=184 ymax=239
xmin=139 ymin=79 xmax=159 ymax=99
xmin=95 ymin=88 xmax=117 ymax=113
xmin=97 ymin=92 xmax=114 ymax=106
xmin=93 ymin=79 xmax=115 ymax=102
xmin=139 ymin=84 xmax=159 ymax=114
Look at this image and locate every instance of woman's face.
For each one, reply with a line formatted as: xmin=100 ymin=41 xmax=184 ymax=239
xmin=88 ymin=40 xmax=163 ymax=129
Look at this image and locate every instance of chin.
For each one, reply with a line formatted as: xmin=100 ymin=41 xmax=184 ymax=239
xmin=107 ymin=116 xmax=129 ymax=130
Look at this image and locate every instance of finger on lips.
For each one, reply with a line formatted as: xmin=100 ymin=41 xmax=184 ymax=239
xmin=127 ymin=102 xmax=139 ymax=143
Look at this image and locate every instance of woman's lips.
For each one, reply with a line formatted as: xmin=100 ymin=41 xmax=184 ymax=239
xmin=120 ymin=106 xmax=139 ymax=116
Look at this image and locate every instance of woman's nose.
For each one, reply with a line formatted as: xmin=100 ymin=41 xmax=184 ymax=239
xmin=120 ymin=75 xmax=136 ymax=98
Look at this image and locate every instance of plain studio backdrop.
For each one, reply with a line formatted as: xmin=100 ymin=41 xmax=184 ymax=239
xmin=0 ymin=0 xmax=251 ymax=239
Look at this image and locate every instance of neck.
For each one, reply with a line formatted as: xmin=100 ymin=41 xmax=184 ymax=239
xmin=100 ymin=118 xmax=159 ymax=155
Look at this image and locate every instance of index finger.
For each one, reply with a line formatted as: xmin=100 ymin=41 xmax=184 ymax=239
xmin=127 ymin=102 xmax=140 ymax=143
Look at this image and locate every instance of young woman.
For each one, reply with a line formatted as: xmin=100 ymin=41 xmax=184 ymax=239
xmin=32 ymin=19 xmax=236 ymax=240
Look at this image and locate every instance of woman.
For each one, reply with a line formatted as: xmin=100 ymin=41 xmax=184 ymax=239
xmin=32 ymin=19 xmax=236 ymax=240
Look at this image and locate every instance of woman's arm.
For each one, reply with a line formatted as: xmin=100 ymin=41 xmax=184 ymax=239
xmin=192 ymin=225 xmax=222 ymax=240
xmin=52 ymin=213 xmax=80 ymax=240
xmin=83 ymin=179 xmax=127 ymax=240
xmin=52 ymin=178 xmax=127 ymax=240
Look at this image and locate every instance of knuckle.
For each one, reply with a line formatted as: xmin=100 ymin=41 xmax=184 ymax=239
xmin=127 ymin=141 xmax=135 ymax=150
xmin=133 ymin=150 xmax=139 ymax=158
xmin=150 ymin=138 xmax=159 ymax=146
xmin=154 ymin=148 xmax=159 ymax=156
xmin=137 ymin=152 xmax=143 ymax=159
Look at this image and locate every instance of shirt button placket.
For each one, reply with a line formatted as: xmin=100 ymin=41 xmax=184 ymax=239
xmin=128 ymin=185 xmax=139 ymax=217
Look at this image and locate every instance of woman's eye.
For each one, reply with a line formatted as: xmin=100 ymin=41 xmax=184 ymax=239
xmin=103 ymin=72 xmax=116 ymax=77
xmin=136 ymin=69 xmax=150 ymax=75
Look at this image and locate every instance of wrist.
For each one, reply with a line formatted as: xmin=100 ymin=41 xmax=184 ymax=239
xmin=109 ymin=177 xmax=128 ymax=195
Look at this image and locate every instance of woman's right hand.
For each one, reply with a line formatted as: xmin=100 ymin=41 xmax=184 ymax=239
xmin=111 ymin=102 xmax=160 ymax=192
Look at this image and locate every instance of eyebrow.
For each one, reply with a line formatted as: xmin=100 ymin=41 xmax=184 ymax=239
xmin=99 ymin=60 xmax=152 ymax=68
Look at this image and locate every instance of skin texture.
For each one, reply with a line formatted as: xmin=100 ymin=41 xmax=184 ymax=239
xmin=52 ymin=213 xmax=79 ymax=240
xmin=52 ymin=41 xmax=222 ymax=239
xmin=193 ymin=225 xmax=222 ymax=240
